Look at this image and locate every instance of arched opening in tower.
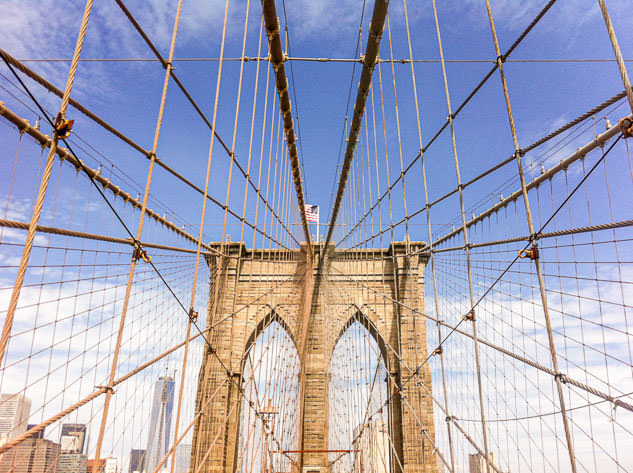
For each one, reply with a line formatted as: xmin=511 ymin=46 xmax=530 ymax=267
xmin=237 ymin=320 xmax=300 ymax=473
xmin=328 ymin=320 xmax=392 ymax=473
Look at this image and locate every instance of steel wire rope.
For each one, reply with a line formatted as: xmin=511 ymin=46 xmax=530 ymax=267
xmin=332 ymin=133 xmax=629 ymax=453
xmin=0 ymin=0 xmax=95 ymax=371
xmin=334 ymin=0 xmax=559 ymax=249
xmin=339 ymin=90 xmax=628 ymax=250
xmin=324 ymin=278 xmax=603 ymax=473
xmin=0 ymin=49 xmax=196 ymax=311
xmin=327 ymin=0 xmax=368 ymax=224
xmin=0 ymin=70 xmax=193 ymax=229
xmin=0 ymin=52 xmax=302 ymax=464
xmin=0 ymin=51 xmax=292 ymax=248
xmin=111 ymin=0 xmax=299 ymax=247
xmin=14 ymin=56 xmax=633 ymax=64
xmin=280 ymin=0 xmax=308 ymax=201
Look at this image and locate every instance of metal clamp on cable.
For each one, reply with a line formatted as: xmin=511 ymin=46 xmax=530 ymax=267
xmin=96 ymin=385 xmax=115 ymax=394
xmin=188 ymin=308 xmax=198 ymax=323
xmin=462 ymin=309 xmax=475 ymax=322
xmin=619 ymin=117 xmax=633 ymax=138
xmin=518 ymin=243 xmax=539 ymax=261
xmin=554 ymin=372 xmax=567 ymax=384
xmin=54 ymin=112 xmax=74 ymax=139
xmin=432 ymin=346 xmax=443 ymax=356
xmin=132 ymin=245 xmax=152 ymax=263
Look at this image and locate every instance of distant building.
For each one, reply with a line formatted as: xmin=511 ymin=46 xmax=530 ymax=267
xmin=57 ymin=454 xmax=87 ymax=473
xmin=104 ymin=458 xmax=117 ymax=473
xmin=60 ymin=424 xmax=87 ymax=454
xmin=469 ymin=453 xmax=498 ymax=473
xmin=352 ymin=420 xmax=390 ymax=473
xmin=26 ymin=425 xmax=44 ymax=439
xmin=145 ymin=377 xmax=175 ymax=473
xmin=0 ymin=394 xmax=31 ymax=441
xmin=174 ymin=444 xmax=191 ymax=473
xmin=86 ymin=458 xmax=106 ymax=473
xmin=0 ymin=437 xmax=59 ymax=473
xmin=129 ymin=450 xmax=146 ymax=473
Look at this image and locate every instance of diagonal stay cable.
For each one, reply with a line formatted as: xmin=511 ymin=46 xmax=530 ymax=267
xmin=0 ymin=48 xmax=290 ymax=250
xmin=338 ymin=90 xmax=628 ymax=250
xmin=261 ymin=0 xmax=312 ymax=250
xmin=327 ymin=0 xmax=368 ymax=224
xmin=113 ymin=0 xmax=299 ymax=247
xmin=0 ymin=49 xmax=191 ymax=315
xmin=335 ymin=0 xmax=558 ymax=248
xmin=323 ymin=0 xmax=388 ymax=251
xmin=344 ymin=133 xmax=629 ymax=434
xmin=280 ymin=0 xmax=308 ymax=201
xmin=0 ymin=50 xmax=304 ymax=456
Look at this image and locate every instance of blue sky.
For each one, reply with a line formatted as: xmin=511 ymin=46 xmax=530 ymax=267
xmin=1 ymin=0 xmax=632 ymax=247
xmin=1 ymin=2 xmax=633 ymax=473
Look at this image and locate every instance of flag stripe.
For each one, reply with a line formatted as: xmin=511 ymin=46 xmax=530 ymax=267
xmin=305 ymin=205 xmax=319 ymax=223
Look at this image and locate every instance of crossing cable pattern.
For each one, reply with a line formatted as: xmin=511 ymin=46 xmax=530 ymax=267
xmin=0 ymin=1 xmax=306 ymax=472
xmin=320 ymin=1 xmax=633 ymax=473
xmin=1 ymin=1 xmax=633 ymax=473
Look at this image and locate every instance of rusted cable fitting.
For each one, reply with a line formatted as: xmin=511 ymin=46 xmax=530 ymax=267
xmin=132 ymin=245 xmax=152 ymax=263
xmin=619 ymin=117 xmax=633 ymax=138
xmin=432 ymin=346 xmax=443 ymax=356
xmin=95 ymin=385 xmax=115 ymax=394
xmin=462 ymin=309 xmax=475 ymax=322
xmin=518 ymin=243 xmax=539 ymax=260
xmin=188 ymin=308 xmax=199 ymax=323
xmin=54 ymin=112 xmax=74 ymax=139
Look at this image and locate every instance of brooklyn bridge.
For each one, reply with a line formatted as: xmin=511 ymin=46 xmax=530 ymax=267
xmin=0 ymin=1 xmax=632 ymax=473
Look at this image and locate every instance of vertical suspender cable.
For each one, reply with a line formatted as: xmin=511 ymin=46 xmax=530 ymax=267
xmin=323 ymin=0 xmax=389 ymax=253
xmin=597 ymin=0 xmax=633 ymax=112
xmin=92 ymin=2 xmax=185 ymax=469
xmin=0 ymin=0 xmax=94 ymax=369
xmin=483 ymin=2 xmax=577 ymax=472
xmin=261 ymin=0 xmax=313 ymax=255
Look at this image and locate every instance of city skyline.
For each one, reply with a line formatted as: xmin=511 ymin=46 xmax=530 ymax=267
xmin=0 ymin=372 xmax=181 ymax=473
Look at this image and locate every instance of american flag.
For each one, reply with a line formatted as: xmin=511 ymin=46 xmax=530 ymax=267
xmin=305 ymin=204 xmax=319 ymax=223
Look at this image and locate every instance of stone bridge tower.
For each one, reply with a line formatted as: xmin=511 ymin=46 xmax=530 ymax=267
xmin=191 ymin=242 xmax=437 ymax=473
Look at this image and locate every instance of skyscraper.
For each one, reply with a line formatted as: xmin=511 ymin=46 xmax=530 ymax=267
xmin=145 ymin=377 xmax=175 ymax=473
xmin=352 ymin=420 xmax=390 ymax=473
xmin=0 ymin=394 xmax=31 ymax=441
xmin=129 ymin=450 xmax=146 ymax=473
xmin=60 ymin=424 xmax=87 ymax=454
xmin=174 ymin=444 xmax=191 ymax=473
xmin=57 ymin=453 xmax=87 ymax=473
xmin=469 ymin=453 xmax=498 ymax=473
xmin=0 ymin=437 xmax=59 ymax=473
xmin=57 ymin=423 xmax=88 ymax=473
